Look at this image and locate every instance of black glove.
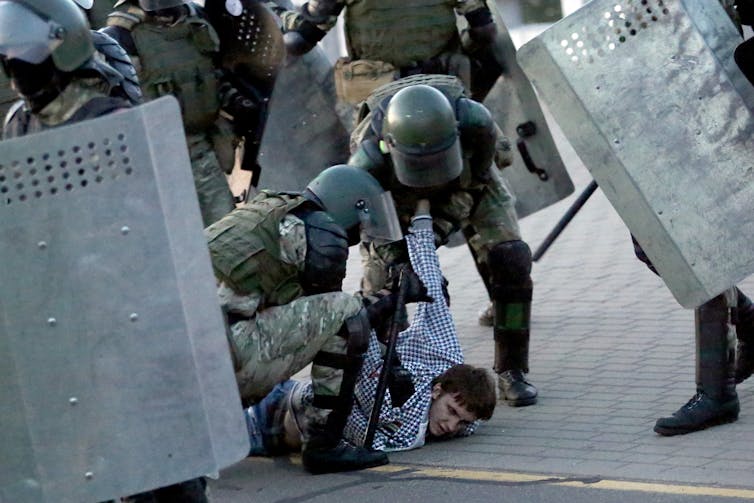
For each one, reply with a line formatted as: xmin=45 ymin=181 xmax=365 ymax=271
xmin=387 ymin=354 xmax=415 ymax=408
xmin=283 ymin=31 xmax=316 ymax=56
xmin=392 ymin=264 xmax=434 ymax=304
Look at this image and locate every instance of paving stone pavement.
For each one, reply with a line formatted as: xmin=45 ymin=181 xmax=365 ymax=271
xmin=336 ymin=114 xmax=754 ymax=489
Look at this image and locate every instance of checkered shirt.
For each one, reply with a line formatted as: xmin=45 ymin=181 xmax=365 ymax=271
xmin=340 ymin=225 xmax=474 ymax=451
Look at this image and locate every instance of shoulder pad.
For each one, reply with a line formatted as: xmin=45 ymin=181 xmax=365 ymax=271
xmin=92 ymin=30 xmax=143 ymax=104
xmin=456 ymin=97 xmax=494 ymax=131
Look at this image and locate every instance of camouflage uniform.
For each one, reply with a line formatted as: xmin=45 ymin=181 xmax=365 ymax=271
xmin=349 ymin=76 xmax=538 ymax=406
xmin=206 ymin=192 xmax=363 ymax=421
xmin=349 ymin=77 xmax=520 ymax=294
xmin=103 ymin=1 xmax=236 ymax=226
xmin=280 ymin=0 xmax=496 ymax=106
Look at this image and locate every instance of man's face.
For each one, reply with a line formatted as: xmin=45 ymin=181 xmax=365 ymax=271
xmin=428 ymin=384 xmax=477 ymax=438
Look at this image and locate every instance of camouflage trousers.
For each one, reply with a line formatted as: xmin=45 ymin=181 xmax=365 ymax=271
xmin=228 ymin=292 xmax=363 ymax=414
xmin=360 ymin=167 xmax=522 ymax=294
xmin=187 ymin=132 xmax=236 ymax=227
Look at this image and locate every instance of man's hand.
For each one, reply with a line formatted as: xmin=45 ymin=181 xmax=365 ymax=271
xmin=395 ymin=264 xmax=433 ymax=304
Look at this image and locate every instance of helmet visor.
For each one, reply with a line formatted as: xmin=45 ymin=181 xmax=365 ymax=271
xmin=390 ymin=136 xmax=463 ymax=188
xmin=359 ymin=191 xmax=403 ymax=245
xmin=0 ymin=2 xmax=62 ymax=64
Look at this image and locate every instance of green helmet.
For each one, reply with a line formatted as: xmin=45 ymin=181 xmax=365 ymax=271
xmin=304 ymin=164 xmax=403 ymax=246
xmin=0 ymin=0 xmax=93 ymax=72
xmin=126 ymin=0 xmax=188 ymax=11
xmin=382 ymin=84 xmax=463 ymax=188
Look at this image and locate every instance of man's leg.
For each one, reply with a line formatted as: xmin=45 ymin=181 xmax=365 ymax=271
xmin=228 ymin=292 xmax=387 ymax=473
xmin=654 ymin=290 xmax=739 ymax=435
xmin=301 ymin=307 xmax=388 ymax=474
xmin=734 ymin=287 xmax=754 ymax=383
xmin=466 ymin=169 xmax=537 ymax=406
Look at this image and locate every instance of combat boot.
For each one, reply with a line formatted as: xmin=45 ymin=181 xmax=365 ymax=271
xmin=734 ymin=288 xmax=754 ymax=384
xmin=302 ymin=308 xmax=388 ymax=474
xmin=655 ymin=292 xmax=739 ymax=436
xmin=494 ymin=325 xmax=538 ymax=407
xmin=653 ymin=390 xmax=739 ymax=436
xmin=302 ymin=433 xmax=388 ymax=474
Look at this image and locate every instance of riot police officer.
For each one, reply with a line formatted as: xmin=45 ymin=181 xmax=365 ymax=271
xmin=0 ymin=0 xmax=138 ymax=138
xmin=102 ymin=0 xmax=275 ymax=226
xmin=278 ymin=0 xmax=498 ymax=106
xmin=348 ymin=77 xmax=538 ymax=407
xmin=206 ymin=164 xmax=430 ymax=474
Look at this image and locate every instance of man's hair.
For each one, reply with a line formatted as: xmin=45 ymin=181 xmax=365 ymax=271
xmin=432 ymin=364 xmax=496 ymax=420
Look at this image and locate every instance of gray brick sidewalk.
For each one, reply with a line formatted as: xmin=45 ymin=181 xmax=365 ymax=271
xmin=374 ymin=116 xmax=754 ymax=489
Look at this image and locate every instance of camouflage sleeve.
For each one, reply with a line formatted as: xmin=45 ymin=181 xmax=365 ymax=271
xmin=279 ymin=0 xmax=344 ymax=34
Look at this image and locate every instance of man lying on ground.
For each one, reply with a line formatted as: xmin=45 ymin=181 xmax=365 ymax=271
xmin=245 ymin=200 xmax=497 ymax=457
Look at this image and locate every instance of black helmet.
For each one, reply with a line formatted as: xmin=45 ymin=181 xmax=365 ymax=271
xmin=0 ymin=0 xmax=93 ymax=72
xmin=304 ymin=164 xmax=403 ymax=246
xmin=382 ymin=84 xmax=463 ymax=188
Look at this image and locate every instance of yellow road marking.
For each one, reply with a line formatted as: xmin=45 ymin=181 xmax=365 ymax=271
xmin=369 ymin=464 xmax=754 ymax=499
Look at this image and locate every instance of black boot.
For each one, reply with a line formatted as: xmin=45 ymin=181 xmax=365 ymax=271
xmin=497 ymin=368 xmax=537 ymax=406
xmin=494 ymin=323 xmax=538 ymax=407
xmin=654 ymin=390 xmax=739 ymax=436
xmin=734 ymin=288 xmax=754 ymax=384
xmin=302 ymin=309 xmax=388 ymax=474
xmin=654 ymin=293 xmax=739 ymax=436
xmin=302 ymin=434 xmax=388 ymax=475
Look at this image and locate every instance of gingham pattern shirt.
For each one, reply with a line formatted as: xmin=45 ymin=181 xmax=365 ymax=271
xmin=341 ymin=224 xmax=473 ymax=451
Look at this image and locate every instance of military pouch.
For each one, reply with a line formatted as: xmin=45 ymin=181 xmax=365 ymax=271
xmin=333 ymin=58 xmax=398 ymax=105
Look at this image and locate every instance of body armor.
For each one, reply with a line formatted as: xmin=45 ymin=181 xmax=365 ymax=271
xmin=106 ymin=3 xmax=220 ymax=133
xmin=205 ymin=192 xmax=309 ymax=307
xmin=344 ymin=0 xmax=458 ymax=68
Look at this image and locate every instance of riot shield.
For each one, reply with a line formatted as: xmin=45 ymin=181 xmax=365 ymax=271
xmin=256 ymin=0 xmax=351 ymax=191
xmin=0 ymin=96 xmax=249 ymax=502
xmin=518 ymin=0 xmax=754 ymax=308
xmin=458 ymin=0 xmax=574 ymax=219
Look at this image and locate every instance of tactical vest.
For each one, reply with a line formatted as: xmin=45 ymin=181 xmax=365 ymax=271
xmin=351 ymin=74 xmax=466 ymax=151
xmin=107 ymin=4 xmax=220 ymax=134
xmin=344 ymin=0 xmax=459 ymax=68
xmin=205 ymin=192 xmax=309 ymax=308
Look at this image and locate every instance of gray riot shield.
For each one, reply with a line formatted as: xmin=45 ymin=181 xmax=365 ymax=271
xmin=518 ymin=0 xmax=754 ymax=308
xmin=459 ymin=0 xmax=574 ymax=219
xmin=256 ymin=0 xmax=351 ymax=191
xmin=0 ymin=96 xmax=249 ymax=502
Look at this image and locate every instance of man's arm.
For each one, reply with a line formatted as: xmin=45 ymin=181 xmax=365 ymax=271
xmin=280 ymin=0 xmax=345 ymax=56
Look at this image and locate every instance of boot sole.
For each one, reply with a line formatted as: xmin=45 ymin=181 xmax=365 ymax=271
xmin=503 ymin=395 xmax=538 ymax=407
xmin=304 ymin=455 xmax=389 ymax=475
xmin=653 ymin=413 xmax=739 ymax=436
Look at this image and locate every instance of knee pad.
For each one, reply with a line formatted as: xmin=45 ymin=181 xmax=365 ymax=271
xmin=488 ymin=240 xmax=532 ymax=285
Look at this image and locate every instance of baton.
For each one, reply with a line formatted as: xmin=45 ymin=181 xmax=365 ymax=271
xmin=363 ymin=271 xmax=410 ymax=449
xmin=532 ymin=179 xmax=599 ymax=262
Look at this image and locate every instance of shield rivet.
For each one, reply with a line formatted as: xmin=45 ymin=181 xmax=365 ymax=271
xmin=130 ymin=313 xmax=139 ymax=322
xmin=47 ymin=318 xmax=57 ymax=326
xmin=37 ymin=241 xmax=47 ymax=249
xmin=121 ymin=226 xmax=130 ymax=235
xmin=85 ymin=472 xmax=94 ymax=480
xmin=69 ymin=397 xmax=78 ymax=405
